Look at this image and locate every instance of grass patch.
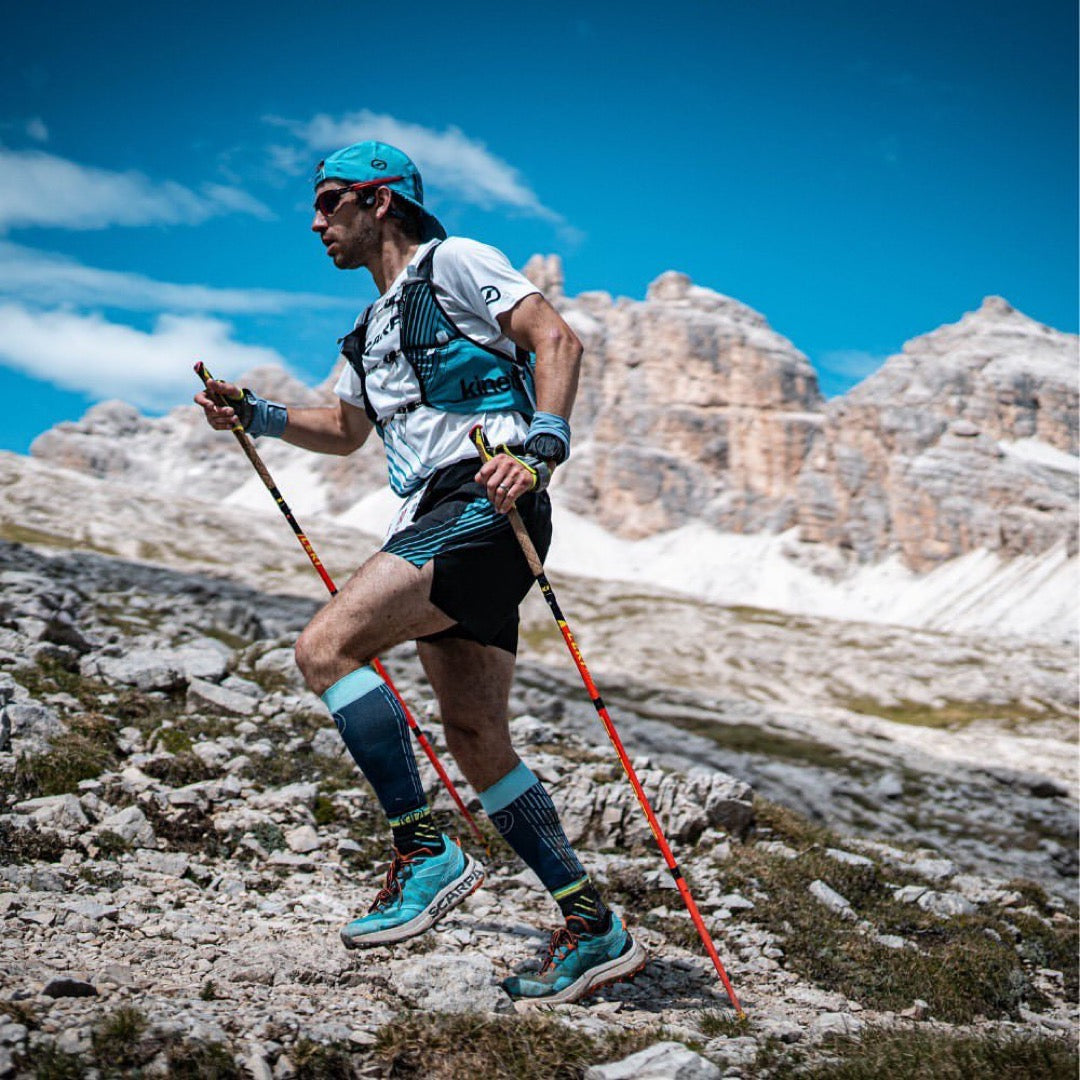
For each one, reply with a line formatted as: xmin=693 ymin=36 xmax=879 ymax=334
xmin=793 ymin=1028 xmax=1077 ymax=1079
xmin=842 ymin=696 xmax=1062 ymax=731
xmin=0 ymin=819 xmax=67 ymax=864
xmin=727 ymin=604 xmax=811 ymax=629
xmin=141 ymin=751 xmax=220 ymax=787
xmin=0 ymin=522 xmax=116 ymax=554
xmin=200 ymin=625 xmax=252 ymax=651
xmin=90 ymin=1006 xmax=148 ymax=1071
xmin=291 ymin=1039 xmax=357 ymax=1078
xmin=11 ymin=712 xmax=118 ymax=800
xmin=722 ymin=806 xmax=1058 ymax=1022
xmin=149 ymin=727 xmax=194 ymax=754
xmin=643 ymin=710 xmax=853 ymax=772
xmin=699 ymin=1011 xmax=751 ymax=1039
xmin=242 ymin=746 xmax=356 ymax=793
xmin=93 ymin=829 xmax=133 ymax=858
xmin=373 ymin=1012 xmax=658 ymax=1078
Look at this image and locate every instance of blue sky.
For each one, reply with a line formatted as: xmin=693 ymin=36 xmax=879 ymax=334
xmin=1 ymin=0 xmax=1076 ymax=453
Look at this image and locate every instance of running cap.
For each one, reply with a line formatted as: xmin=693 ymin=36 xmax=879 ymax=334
xmin=314 ymin=140 xmax=446 ymax=242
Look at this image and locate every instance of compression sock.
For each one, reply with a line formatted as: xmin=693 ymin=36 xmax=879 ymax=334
xmin=478 ymin=761 xmax=611 ymax=934
xmin=321 ymin=668 xmax=443 ymax=856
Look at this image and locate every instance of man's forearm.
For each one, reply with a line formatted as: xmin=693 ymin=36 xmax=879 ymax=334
xmin=533 ymin=326 xmax=582 ymax=420
xmin=282 ymin=404 xmax=371 ymax=456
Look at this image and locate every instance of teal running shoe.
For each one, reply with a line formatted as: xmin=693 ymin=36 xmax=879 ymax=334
xmin=340 ymin=837 xmax=484 ymax=949
xmin=502 ymin=914 xmax=647 ymax=1004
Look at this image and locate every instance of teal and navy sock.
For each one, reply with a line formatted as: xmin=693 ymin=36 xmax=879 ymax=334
xmin=479 ymin=761 xmax=610 ymax=934
xmin=388 ymin=806 xmax=444 ymax=857
xmin=322 ymin=667 xmax=442 ymax=855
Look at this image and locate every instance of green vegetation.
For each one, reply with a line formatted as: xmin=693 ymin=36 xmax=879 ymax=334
xmin=722 ymin=797 xmax=1078 ymax=1023
xmin=0 ymin=521 xmax=116 ymax=554
xmin=0 ymin=819 xmax=66 ymax=864
xmin=665 ymin=714 xmax=853 ymax=770
xmin=90 ymin=1006 xmax=149 ymax=1071
xmin=842 ymin=696 xmax=1068 ymax=731
xmin=11 ymin=712 xmax=118 ymax=801
xmin=93 ymin=829 xmax=132 ymax=858
xmin=785 ymin=1029 xmax=1078 ymax=1080
xmin=373 ymin=1012 xmax=658 ymax=1079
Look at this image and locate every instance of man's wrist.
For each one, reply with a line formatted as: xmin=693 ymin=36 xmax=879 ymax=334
xmin=237 ymin=389 xmax=288 ymax=439
xmin=526 ymin=412 xmax=571 ymax=465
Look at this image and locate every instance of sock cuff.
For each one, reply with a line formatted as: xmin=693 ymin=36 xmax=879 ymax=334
xmin=387 ymin=806 xmax=431 ymax=828
xmin=551 ymin=874 xmax=590 ymax=901
xmin=320 ymin=665 xmax=382 ymax=713
xmin=477 ymin=761 xmax=539 ymax=814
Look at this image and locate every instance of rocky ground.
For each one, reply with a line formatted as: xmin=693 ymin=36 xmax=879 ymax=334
xmin=1 ymin=536 xmax=1077 ymax=1078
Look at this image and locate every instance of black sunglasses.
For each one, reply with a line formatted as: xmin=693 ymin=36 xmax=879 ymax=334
xmin=313 ymin=177 xmax=404 ymax=218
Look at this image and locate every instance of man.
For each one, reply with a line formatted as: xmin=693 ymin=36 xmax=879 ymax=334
xmin=195 ymin=140 xmax=645 ymax=1004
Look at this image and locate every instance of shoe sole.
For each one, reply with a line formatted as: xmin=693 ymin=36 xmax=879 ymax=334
xmin=513 ymin=936 xmax=648 ymax=1006
xmin=340 ymin=854 xmax=485 ymax=949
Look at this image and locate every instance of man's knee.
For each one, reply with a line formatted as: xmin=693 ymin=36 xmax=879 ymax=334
xmin=295 ymin=623 xmax=346 ymax=696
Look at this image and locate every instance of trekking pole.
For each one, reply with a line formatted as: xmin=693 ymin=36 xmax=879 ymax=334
xmin=193 ymin=362 xmax=486 ymax=848
xmin=471 ymin=425 xmax=744 ymax=1015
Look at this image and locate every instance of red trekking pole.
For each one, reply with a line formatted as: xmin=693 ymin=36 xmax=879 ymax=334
xmin=471 ymin=425 xmax=744 ymax=1015
xmin=194 ymin=362 xmax=485 ymax=847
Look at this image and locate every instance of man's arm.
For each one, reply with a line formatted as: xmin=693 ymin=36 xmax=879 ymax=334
xmin=196 ymin=380 xmax=373 ymax=456
xmin=476 ymin=294 xmax=583 ymax=512
xmin=498 ymin=292 xmax=581 ymax=421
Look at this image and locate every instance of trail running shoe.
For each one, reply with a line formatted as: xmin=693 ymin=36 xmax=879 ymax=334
xmin=339 ymin=836 xmax=484 ymax=949
xmin=502 ymin=914 xmax=647 ymax=1004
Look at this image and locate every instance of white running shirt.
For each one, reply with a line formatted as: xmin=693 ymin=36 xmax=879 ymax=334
xmin=334 ymin=237 xmax=540 ymax=497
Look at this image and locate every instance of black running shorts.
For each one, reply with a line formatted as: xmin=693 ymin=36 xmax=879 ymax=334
xmin=381 ymin=461 xmax=552 ymax=654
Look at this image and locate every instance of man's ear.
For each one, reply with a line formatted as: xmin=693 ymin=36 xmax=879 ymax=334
xmin=373 ymin=186 xmax=395 ymax=221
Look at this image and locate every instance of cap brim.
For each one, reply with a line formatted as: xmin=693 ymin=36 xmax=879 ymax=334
xmin=393 ymin=191 xmax=445 ymax=241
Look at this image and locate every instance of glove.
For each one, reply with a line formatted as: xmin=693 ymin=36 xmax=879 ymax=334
xmin=497 ymin=445 xmax=553 ymax=493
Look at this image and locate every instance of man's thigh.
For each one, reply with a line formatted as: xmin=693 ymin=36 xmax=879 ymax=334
xmin=300 ymin=552 xmax=455 ymax=680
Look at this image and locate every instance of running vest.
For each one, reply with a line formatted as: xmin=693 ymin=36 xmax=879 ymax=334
xmin=339 ymin=241 xmax=537 ymax=427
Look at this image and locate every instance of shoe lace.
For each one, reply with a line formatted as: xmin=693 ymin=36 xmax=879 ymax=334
xmin=539 ymin=923 xmax=582 ymax=973
xmin=368 ymin=847 xmax=431 ymax=912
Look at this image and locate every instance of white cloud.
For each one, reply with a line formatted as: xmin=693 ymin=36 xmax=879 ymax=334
xmin=25 ymin=118 xmax=48 ymax=143
xmin=269 ymin=110 xmax=564 ymax=224
xmin=0 ymin=303 xmax=287 ymax=409
xmin=0 ymin=241 xmax=351 ymax=315
xmin=0 ymin=147 xmax=273 ymax=232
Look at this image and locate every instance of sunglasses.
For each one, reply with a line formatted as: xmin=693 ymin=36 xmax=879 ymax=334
xmin=313 ymin=177 xmax=404 ymax=218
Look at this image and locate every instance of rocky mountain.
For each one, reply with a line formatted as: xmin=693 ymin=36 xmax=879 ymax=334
xmin=795 ymin=297 xmax=1078 ymax=570
xmin=27 ymin=269 xmax=1079 ymax=641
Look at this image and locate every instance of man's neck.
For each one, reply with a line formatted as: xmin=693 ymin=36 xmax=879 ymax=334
xmin=369 ymin=234 xmax=423 ymax=295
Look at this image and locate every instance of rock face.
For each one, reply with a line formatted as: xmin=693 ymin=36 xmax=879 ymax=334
xmin=552 ymin=270 xmax=823 ymax=538
xmin=795 ymin=297 xmax=1079 ymax=568
xmin=30 ymin=273 xmax=1078 ymax=575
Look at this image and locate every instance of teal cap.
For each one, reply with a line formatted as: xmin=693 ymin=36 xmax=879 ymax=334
xmin=314 ymin=140 xmax=446 ymax=241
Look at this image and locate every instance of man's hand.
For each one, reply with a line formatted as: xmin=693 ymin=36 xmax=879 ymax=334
xmin=476 ymin=449 xmax=550 ymax=514
xmin=194 ymin=379 xmax=246 ymax=431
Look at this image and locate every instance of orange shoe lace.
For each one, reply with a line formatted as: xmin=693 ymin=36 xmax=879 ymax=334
xmin=540 ymin=918 xmax=586 ymax=972
xmin=368 ymin=846 xmax=436 ymax=912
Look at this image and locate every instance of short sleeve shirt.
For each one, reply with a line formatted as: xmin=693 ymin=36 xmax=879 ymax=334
xmin=334 ymin=237 xmax=540 ymax=496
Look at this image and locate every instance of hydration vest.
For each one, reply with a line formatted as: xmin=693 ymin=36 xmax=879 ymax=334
xmin=339 ymin=241 xmax=537 ymax=428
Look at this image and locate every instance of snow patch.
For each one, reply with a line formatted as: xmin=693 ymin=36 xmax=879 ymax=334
xmin=998 ymin=438 xmax=1079 ymax=474
xmin=546 ymin=510 xmax=1077 ymax=642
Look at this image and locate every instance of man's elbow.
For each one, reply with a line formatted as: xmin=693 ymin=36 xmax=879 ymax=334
xmin=546 ymin=321 xmax=583 ymax=364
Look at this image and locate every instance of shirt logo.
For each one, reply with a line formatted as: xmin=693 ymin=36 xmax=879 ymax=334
xmin=459 ymin=374 xmax=512 ymax=400
xmin=481 ymin=285 xmax=501 ymax=305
